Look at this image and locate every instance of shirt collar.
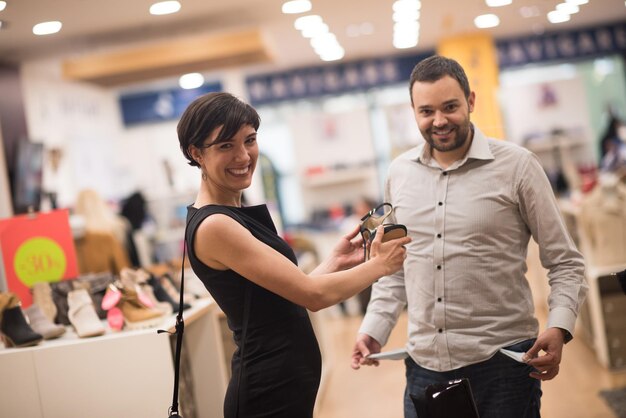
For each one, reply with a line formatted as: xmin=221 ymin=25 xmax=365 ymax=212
xmin=413 ymin=124 xmax=494 ymax=168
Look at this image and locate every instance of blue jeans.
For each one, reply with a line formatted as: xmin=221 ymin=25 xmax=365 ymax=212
xmin=404 ymin=339 xmax=542 ymax=418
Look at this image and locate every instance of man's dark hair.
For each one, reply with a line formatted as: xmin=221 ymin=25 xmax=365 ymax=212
xmin=408 ymin=55 xmax=471 ymax=105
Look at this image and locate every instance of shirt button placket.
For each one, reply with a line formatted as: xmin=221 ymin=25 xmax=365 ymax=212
xmin=433 ymin=169 xmax=448 ymax=353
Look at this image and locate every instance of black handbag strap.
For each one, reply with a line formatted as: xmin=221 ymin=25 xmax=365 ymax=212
xmin=159 ymin=207 xmax=201 ymax=418
xmin=161 ymin=205 xmax=253 ymax=418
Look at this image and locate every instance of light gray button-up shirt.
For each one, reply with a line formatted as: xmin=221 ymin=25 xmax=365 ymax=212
xmin=359 ymin=126 xmax=588 ymax=372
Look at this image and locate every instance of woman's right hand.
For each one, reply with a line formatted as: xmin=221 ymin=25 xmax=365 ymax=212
xmin=368 ymin=225 xmax=410 ymax=275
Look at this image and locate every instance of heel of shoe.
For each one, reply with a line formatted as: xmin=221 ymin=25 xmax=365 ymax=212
xmin=1 ymin=332 xmax=15 ymax=348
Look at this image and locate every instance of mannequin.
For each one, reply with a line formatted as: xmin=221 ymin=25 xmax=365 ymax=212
xmin=72 ymin=189 xmax=131 ymax=274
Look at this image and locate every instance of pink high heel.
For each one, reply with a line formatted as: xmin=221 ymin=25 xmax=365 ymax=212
xmin=107 ymin=307 xmax=124 ymax=331
xmin=101 ymin=284 xmax=122 ymax=311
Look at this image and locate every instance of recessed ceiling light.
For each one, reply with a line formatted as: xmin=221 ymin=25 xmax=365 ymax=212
xmin=557 ymin=2 xmax=579 ymax=14
xmin=474 ymin=14 xmax=500 ymax=28
xmin=179 ymin=73 xmax=204 ymax=90
xmin=294 ymin=15 xmax=323 ymax=30
xmin=547 ymin=10 xmax=570 ymax=23
xmin=282 ymin=0 xmax=312 ymax=14
xmin=0 ymin=1 xmax=6 ymax=12
xmin=150 ymin=1 xmax=181 ymax=16
xmin=486 ymin=0 xmax=512 ymax=6
xmin=32 ymin=21 xmax=62 ymax=36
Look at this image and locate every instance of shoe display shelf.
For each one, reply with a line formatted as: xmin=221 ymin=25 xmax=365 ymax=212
xmin=0 ymin=297 xmax=230 ymax=418
xmin=558 ymin=199 xmax=626 ymax=371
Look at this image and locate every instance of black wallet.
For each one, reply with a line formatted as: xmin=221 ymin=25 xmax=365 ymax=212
xmin=410 ymin=378 xmax=480 ymax=418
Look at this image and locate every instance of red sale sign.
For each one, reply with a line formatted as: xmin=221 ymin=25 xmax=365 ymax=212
xmin=0 ymin=209 xmax=78 ymax=307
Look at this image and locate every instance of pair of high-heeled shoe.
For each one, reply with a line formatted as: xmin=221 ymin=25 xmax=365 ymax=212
xmin=359 ymin=203 xmax=407 ymax=261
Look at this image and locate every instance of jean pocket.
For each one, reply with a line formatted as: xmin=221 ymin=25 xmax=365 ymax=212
xmin=502 ymin=338 xmax=536 ymax=354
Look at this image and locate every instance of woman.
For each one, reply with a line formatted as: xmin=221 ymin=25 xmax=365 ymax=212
xmin=178 ymin=92 xmax=409 ymax=418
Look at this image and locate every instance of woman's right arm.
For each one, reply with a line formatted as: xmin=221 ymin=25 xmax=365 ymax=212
xmin=193 ymin=215 xmax=409 ymax=311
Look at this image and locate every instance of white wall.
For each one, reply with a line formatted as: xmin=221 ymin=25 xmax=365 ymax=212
xmin=18 ymin=58 xmax=269 ymax=213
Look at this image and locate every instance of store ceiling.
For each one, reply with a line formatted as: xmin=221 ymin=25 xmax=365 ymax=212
xmin=0 ymin=0 xmax=624 ymax=76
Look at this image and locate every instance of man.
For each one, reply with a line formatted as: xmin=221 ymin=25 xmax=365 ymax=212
xmin=351 ymin=55 xmax=588 ymax=418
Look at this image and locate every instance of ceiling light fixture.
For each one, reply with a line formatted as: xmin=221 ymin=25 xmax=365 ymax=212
xmin=32 ymin=21 xmax=62 ymax=36
xmin=474 ymin=14 xmax=500 ymax=29
xmin=0 ymin=1 xmax=6 ymax=12
xmin=149 ymin=1 xmax=181 ymax=16
xmin=294 ymin=15 xmax=323 ymax=30
xmin=556 ymin=2 xmax=579 ymax=14
xmin=392 ymin=0 xmax=420 ymax=50
xmin=547 ymin=10 xmax=570 ymax=23
xmin=282 ymin=0 xmax=312 ymax=14
xmin=486 ymin=0 xmax=512 ymax=6
xmin=294 ymin=14 xmax=344 ymax=62
xmin=179 ymin=73 xmax=204 ymax=90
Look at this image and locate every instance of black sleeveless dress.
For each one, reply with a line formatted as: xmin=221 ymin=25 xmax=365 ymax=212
xmin=186 ymin=204 xmax=321 ymax=418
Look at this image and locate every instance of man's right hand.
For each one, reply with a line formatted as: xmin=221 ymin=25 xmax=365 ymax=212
xmin=351 ymin=333 xmax=382 ymax=370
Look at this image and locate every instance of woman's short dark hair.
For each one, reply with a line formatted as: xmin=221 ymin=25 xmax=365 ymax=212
xmin=408 ymin=55 xmax=471 ymax=105
xmin=177 ymin=92 xmax=261 ymax=167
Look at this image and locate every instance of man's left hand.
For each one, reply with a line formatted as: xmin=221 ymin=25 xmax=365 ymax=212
xmin=523 ymin=327 xmax=566 ymax=381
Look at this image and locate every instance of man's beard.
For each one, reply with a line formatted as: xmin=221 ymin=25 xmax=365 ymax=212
xmin=422 ymin=120 xmax=472 ymax=153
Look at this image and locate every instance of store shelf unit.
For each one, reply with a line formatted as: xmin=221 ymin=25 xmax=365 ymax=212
xmin=559 ymin=199 xmax=626 ymax=370
xmin=0 ymin=298 xmax=229 ymax=418
xmin=581 ymin=263 xmax=626 ymax=370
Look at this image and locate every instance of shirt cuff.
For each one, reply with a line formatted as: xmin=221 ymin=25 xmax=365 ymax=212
xmin=358 ymin=312 xmax=395 ymax=347
xmin=546 ymin=306 xmax=577 ymax=343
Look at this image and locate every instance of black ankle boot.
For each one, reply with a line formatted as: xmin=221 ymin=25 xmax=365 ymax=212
xmin=1 ymin=306 xmax=43 ymax=348
xmin=147 ymin=275 xmax=190 ymax=313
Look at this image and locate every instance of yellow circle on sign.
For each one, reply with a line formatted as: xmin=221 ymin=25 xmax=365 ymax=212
xmin=14 ymin=237 xmax=66 ymax=286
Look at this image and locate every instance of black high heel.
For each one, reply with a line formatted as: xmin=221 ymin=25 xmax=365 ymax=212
xmin=359 ymin=203 xmax=407 ymax=261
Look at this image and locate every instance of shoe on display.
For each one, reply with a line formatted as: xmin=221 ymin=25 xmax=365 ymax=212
xmin=118 ymin=287 xmax=166 ymax=330
xmin=138 ymin=283 xmax=173 ymax=316
xmin=0 ymin=304 xmax=43 ymax=348
xmin=147 ymin=275 xmax=190 ymax=313
xmin=120 ymin=268 xmax=156 ymax=308
xmin=107 ymin=307 xmax=124 ymax=332
xmin=67 ymin=289 xmax=106 ymax=338
xmin=24 ymin=304 xmax=66 ymax=340
xmin=159 ymin=274 xmax=193 ymax=311
xmin=31 ymin=282 xmax=57 ymax=322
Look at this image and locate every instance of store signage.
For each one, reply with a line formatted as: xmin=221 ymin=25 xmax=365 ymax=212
xmin=119 ymin=82 xmax=223 ymax=126
xmin=246 ymin=22 xmax=626 ymax=105
xmin=0 ymin=209 xmax=78 ymax=307
xmin=245 ymin=52 xmax=433 ymax=106
xmin=496 ymin=21 xmax=626 ymax=68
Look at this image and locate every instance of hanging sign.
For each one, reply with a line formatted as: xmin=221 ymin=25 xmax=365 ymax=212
xmin=0 ymin=209 xmax=78 ymax=307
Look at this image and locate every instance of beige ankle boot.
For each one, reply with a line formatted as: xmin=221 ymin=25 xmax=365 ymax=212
xmin=67 ymin=289 xmax=105 ymax=338
xmin=31 ymin=282 xmax=57 ymax=322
